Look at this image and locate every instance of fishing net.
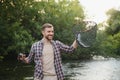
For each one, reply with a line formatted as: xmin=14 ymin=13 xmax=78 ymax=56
xmin=73 ymin=21 xmax=97 ymax=47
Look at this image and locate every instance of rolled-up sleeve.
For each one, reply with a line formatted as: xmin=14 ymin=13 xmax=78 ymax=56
xmin=56 ymin=40 xmax=75 ymax=53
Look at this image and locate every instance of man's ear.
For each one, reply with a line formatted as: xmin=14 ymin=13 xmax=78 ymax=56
xmin=41 ymin=30 xmax=44 ymax=35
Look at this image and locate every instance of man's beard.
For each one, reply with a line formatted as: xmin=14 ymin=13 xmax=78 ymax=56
xmin=45 ymin=35 xmax=53 ymax=41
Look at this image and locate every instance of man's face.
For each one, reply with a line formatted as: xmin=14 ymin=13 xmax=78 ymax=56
xmin=42 ymin=27 xmax=54 ymax=41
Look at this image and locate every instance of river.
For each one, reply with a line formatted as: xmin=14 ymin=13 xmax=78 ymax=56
xmin=0 ymin=58 xmax=120 ymax=80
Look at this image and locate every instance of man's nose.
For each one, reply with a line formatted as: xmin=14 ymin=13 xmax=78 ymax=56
xmin=50 ymin=32 xmax=54 ymax=35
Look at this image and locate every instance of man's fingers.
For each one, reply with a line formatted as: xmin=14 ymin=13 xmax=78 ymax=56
xmin=17 ymin=53 xmax=26 ymax=61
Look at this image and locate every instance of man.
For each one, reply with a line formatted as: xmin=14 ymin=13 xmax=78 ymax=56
xmin=19 ymin=23 xmax=78 ymax=80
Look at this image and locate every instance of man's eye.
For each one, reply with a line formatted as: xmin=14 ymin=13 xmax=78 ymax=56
xmin=47 ymin=31 xmax=50 ymax=33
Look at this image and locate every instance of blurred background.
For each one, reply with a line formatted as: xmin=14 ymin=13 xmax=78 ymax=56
xmin=0 ymin=0 xmax=120 ymax=80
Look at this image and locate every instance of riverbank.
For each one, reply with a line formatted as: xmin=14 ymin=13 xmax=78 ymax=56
xmin=0 ymin=58 xmax=120 ymax=80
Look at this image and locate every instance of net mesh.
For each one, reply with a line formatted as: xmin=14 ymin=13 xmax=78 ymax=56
xmin=73 ymin=21 xmax=97 ymax=47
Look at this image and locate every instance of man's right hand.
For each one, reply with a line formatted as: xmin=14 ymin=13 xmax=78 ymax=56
xmin=17 ymin=53 xmax=26 ymax=61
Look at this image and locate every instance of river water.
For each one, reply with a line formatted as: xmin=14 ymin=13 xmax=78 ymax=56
xmin=63 ymin=58 xmax=120 ymax=80
xmin=0 ymin=58 xmax=120 ymax=80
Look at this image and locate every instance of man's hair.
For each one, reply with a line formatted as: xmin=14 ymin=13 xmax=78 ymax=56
xmin=41 ymin=23 xmax=54 ymax=31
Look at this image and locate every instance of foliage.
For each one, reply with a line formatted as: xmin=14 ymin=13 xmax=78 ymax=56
xmin=0 ymin=0 xmax=38 ymax=60
xmin=0 ymin=0 xmax=85 ymax=60
xmin=1 ymin=0 xmax=120 ymax=60
xmin=99 ymin=8 xmax=120 ymax=57
xmin=106 ymin=8 xmax=120 ymax=35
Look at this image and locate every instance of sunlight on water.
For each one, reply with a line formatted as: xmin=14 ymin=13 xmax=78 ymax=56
xmin=63 ymin=59 xmax=120 ymax=80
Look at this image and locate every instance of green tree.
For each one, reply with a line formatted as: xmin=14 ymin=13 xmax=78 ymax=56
xmin=0 ymin=0 xmax=85 ymax=60
xmin=0 ymin=0 xmax=40 ymax=59
xmin=100 ymin=8 xmax=120 ymax=57
xmin=106 ymin=8 xmax=120 ymax=35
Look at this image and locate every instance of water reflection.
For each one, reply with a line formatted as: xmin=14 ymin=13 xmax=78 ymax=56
xmin=0 ymin=59 xmax=120 ymax=80
xmin=63 ymin=59 xmax=120 ymax=80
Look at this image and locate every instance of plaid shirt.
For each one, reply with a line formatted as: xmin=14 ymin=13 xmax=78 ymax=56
xmin=26 ymin=40 xmax=75 ymax=80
